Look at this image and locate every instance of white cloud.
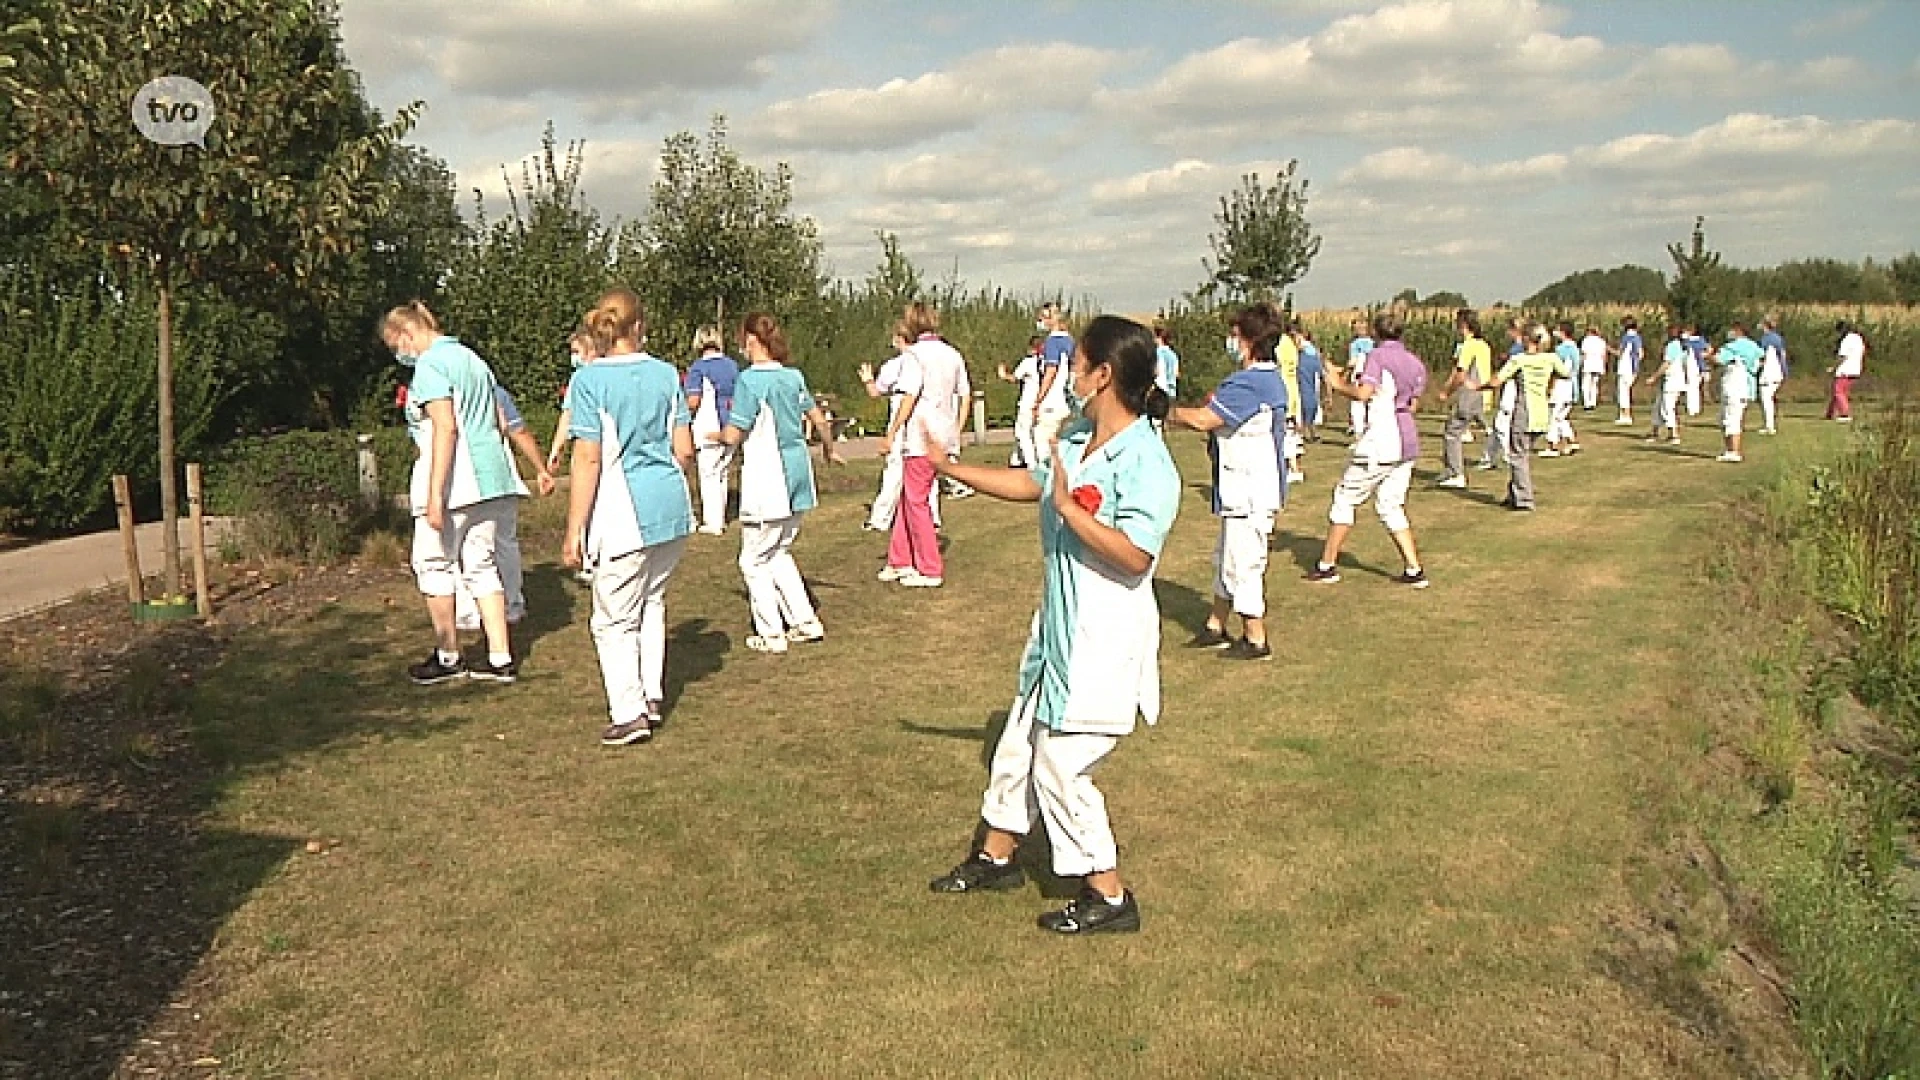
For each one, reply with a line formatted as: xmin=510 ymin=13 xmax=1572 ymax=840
xmin=749 ymin=43 xmax=1129 ymax=151
xmin=1337 ymin=147 xmax=1568 ymax=189
xmin=1792 ymin=3 xmax=1880 ymax=38
xmin=1589 ymin=113 xmax=1920 ymax=172
xmin=1100 ymin=0 xmax=1615 ymax=142
xmin=878 ymin=151 xmax=1062 ymax=202
xmin=340 ymin=0 xmax=833 ymax=120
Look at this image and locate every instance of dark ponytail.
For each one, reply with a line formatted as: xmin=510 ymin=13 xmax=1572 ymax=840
xmin=1081 ymin=315 xmax=1167 ymax=421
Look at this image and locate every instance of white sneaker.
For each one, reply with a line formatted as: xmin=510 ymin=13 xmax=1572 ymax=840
xmin=745 ymin=634 xmax=789 ymax=654
xmin=786 ymin=620 xmax=825 ymax=644
xmin=1566 ymin=444 xmax=1581 ymax=454
xmin=1461 ymin=430 xmax=1476 ymax=444
xmin=1437 ymin=475 xmax=1467 ymax=489
xmin=697 ymin=525 xmax=725 ymax=536
xmin=1614 ymin=416 xmax=1633 ymax=425
xmin=897 ymin=572 xmax=944 ymax=588
xmin=877 ymin=566 xmax=910 ymax=582
xmin=1538 ymin=449 xmax=1561 ymax=459
xmin=1761 ymin=428 xmax=1777 ymax=435
xmin=1286 ymin=470 xmax=1305 ymax=484
xmin=1715 ymin=452 xmax=1743 ymax=463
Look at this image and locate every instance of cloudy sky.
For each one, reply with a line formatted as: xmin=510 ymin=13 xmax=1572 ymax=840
xmin=339 ymin=0 xmax=1920 ymax=311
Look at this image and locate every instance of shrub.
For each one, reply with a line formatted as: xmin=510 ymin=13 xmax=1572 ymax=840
xmin=0 ymin=274 xmax=229 ymax=531
xmin=208 ymin=430 xmax=391 ymax=563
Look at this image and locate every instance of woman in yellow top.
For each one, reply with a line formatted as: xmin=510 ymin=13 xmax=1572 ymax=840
xmin=1483 ymin=324 xmax=1570 ymax=513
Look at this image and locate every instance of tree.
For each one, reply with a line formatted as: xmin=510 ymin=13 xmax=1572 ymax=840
xmin=442 ymin=128 xmax=611 ymax=403
xmin=865 ymin=232 xmax=923 ymax=311
xmin=1203 ymin=162 xmax=1321 ymax=305
xmin=2 ymin=0 xmax=417 ymax=590
xmin=623 ymin=114 xmax=823 ymax=355
xmin=1422 ymin=290 xmax=1469 ymax=309
xmin=1890 ymin=252 xmax=1920 ymax=307
xmin=1527 ymin=264 xmax=1667 ymax=307
xmin=1666 ymin=217 xmax=1731 ymax=338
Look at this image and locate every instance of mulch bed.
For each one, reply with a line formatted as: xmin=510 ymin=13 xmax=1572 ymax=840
xmin=1 ymin=560 xmax=404 ymax=1079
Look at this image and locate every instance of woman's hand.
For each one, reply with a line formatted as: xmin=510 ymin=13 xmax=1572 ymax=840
xmin=535 ymin=469 xmax=557 ymax=498
xmin=562 ymin=530 xmax=583 ymax=571
xmin=858 ymin=362 xmax=875 ymax=384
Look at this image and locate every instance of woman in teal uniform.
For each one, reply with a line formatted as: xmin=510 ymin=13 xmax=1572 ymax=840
xmin=925 ymin=315 xmax=1180 ymax=935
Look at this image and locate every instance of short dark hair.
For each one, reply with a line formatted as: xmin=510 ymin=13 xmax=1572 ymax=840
xmin=1372 ymin=310 xmax=1404 ymax=342
xmin=1455 ymin=308 xmax=1479 ymax=336
xmin=1230 ymin=302 xmax=1286 ymax=364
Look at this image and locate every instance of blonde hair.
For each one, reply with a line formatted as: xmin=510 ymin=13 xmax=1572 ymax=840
xmin=692 ymin=325 xmax=724 ymax=353
xmin=903 ymin=301 xmax=940 ymax=338
xmin=1527 ymin=323 xmax=1552 ymax=350
xmin=569 ymin=324 xmax=600 ymax=361
xmin=588 ymin=287 xmax=645 ymax=354
xmin=380 ymin=300 xmax=439 ymax=338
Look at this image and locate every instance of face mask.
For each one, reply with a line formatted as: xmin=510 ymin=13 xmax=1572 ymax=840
xmin=1066 ymin=370 xmax=1098 ymax=415
xmin=394 ymin=350 xmax=417 ymax=368
xmin=1225 ymin=335 xmax=1242 ymax=359
xmin=1036 ymin=320 xmax=1049 ymax=332
xmin=570 ymin=354 xmax=584 ymax=370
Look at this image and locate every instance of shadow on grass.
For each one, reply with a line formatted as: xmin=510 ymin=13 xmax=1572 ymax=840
xmin=663 ymin=618 xmax=730 ymax=716
xmin=0 ymin=605 xmax=474 ymax=1079
xmin=516 ymin=563 xmax=579 ymax=660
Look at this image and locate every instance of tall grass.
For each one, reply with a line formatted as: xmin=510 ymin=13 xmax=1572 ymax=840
xmin=1706 ymin=402 xmax=1920 ymax=1079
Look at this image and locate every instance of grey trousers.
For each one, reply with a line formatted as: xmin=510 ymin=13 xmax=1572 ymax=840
xmin=1508 ymin=396 xmax=1538 ymax=508
xmin=1442 ymin=388 xmax=1485 ymax=478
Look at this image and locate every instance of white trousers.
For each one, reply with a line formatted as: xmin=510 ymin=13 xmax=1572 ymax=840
xmin=867 ymin=446 xmax=939 ymax=531
xmin=589 ymin=538 xmax=686 ymax=726
xmin=1721 ymin=397 xmax=1749 ymax=437
xmin=1760 ymin=381 xmax=1781 ymax=430
xmin=1031 ymin=409 xmax=1071 ymax=464
xmin=411 ymin=498 xmax=512 ymax=599
xmin=1581 ymin=372 xmax=1601 ymax=410
xmin=1012 ymin=407 xmax=1038 ymax=469
xmin=1615 ymin=373 xmax=1634 ymax=418
xmin=980 ymin=690 xmax=1120 ymax=878
xmin=1546 ymin=402 xmax=1575 ymax=445
xmin=454 ymin=503 xmax=525 ymax=630
xmin=695 ymin=443 xmax=734 ymax=532
xmin=1349 ymin=398 xmax=1366 ymax=434
xmin=1329 ymin=459 xmax=1415 ymax=533
xmin=1684 ymin=379 xmax=1702 ymax=417
xmin=1657 ymin=389 xmax=1683 ymax=432
xmin=1213 ymin=512 xmax=1274 ymax=618
xmin=740 ymin=516 xmax=817 ymax=637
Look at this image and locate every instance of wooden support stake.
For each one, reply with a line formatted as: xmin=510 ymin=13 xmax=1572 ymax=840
xmin=187 ymin=462 xmax=212 ymax=619
xmin=111 ymin=474 xmax=144 ymax=608
xmin=972 ymin=391 xmax=988 ymax=447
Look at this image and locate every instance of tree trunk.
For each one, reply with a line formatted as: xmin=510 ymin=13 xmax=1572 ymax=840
xmin=157 ymin=280 xmax=182 ymax=596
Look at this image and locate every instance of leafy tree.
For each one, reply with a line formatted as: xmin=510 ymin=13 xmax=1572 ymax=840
xmin=1526 ymin=265 xmax=1667 ymax=306
xmin=622 ymin=115 xmax=823 ymax=356
xmin=1203 ymin=162 xmax=1321 ymax=305
xmin=1421 ymin=290 xmax=1469 ymax=309
xmin=441 ymin=127 xmax=612 ymax=405
xmin=1391 ymin=287 xmax=1420 ymax=308
xmin=1890 ymin=252 xmax=1920 ymax=307
xmin=865 ymin=232 xmax=924 ymax=311
xmin=1666 ymin=217 xmax=1732 ymax=337
xmin=1 ymin=0 xmax=417 ymax=589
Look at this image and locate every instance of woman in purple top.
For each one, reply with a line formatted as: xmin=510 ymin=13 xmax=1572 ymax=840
xmin=1307 ymin=310 xmax=1430 ymax=589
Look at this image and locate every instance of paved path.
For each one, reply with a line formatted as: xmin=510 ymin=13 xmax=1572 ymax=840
xmin=0 ymin=518 xmax=234 ymax=623
xmin=0 ymin=430 xmax=1010 ymax=624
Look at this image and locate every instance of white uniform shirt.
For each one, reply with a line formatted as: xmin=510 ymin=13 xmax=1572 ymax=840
xmin=1836 ymin=332 xmax=1865 ymax=378
xmin=1580 ymin=334 xmax=1608 ymax=376
xmin=898 ymin=335 xmax=969 ymax=459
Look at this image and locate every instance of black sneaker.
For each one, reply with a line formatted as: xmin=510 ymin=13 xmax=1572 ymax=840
xmin=468 ymin=657 xmax=518 ymax=684
xmin=1397 ymin=569 xmax=1431 ymax=590
xmin=1185 ymin=626 xmax=1232 ymax=650
xmin=1304 ymin=565 xmax=1341 ymax=584
xmin=1223 ymin=637 xmax=1272 ymax=661
xmin=929 ymin=851 xmax=1026 ymax=894
xmin=408 ymin=652 xmax=466 ymax=685
xmin=601 ymin=719 xmax=652 ymax=746
xmin=1038 ymin=886 xmax=1141 ymax=935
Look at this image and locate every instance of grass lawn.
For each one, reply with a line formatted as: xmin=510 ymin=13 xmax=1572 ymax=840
xmin=175 ymin=405 xmax=1848 ymax=1077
